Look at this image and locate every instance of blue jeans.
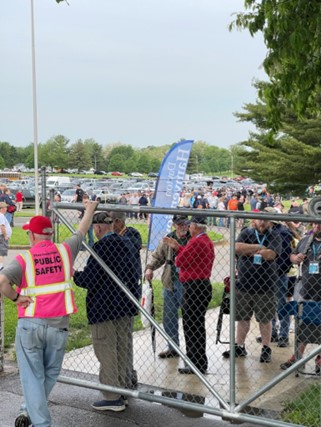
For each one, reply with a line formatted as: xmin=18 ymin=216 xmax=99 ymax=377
xmin=273 ymin=275 xmax=290 ymax=338
xmin=218 ymin=216 xmax=225 ymax=227
xmin=15 ymin=318 xmax=68 ymax=427
xmin=207 ymin=208 xmax=217 ymax=226
xmin=162 ymin=279 xmax=184 ymax=350
xmin=5 ymin=212 xmax=12 ymax=225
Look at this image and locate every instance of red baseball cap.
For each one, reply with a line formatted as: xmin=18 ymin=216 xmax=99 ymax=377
xmin=22 ymin=216 xmax=53 ymax=235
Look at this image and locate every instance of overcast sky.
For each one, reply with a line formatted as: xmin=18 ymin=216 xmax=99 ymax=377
xmin=1 ymin=0 xmax=267 ymax=150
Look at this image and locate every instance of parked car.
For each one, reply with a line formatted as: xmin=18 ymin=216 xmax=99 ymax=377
xmin=92 ymin=189 xmax=118 ymax=204
xmin=148 ymin=172 xmax=159 ymax=178
xmin=128 ymin=172 xmax=144 ymax=177
xmin=60 ymin=189 xmax=76 ymax=203
xmin=9 ymin=188 xmax=37 ymax=209
xmin=110 ymin=171 xmax=123 ymax=176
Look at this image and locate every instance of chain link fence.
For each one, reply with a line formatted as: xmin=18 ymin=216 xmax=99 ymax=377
xmin=2 ymin=202 xmax=321 ymax=426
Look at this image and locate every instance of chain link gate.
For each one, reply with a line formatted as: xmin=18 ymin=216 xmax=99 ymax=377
xmin=1 ymin=200 xmax=320 ymax=426
xmin=48 ymin=204 xmax=320 ymax=426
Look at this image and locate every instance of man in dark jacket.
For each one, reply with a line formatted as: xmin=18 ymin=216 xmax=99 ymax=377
xmin=111 ymin=210 xmax=142 ymax=388
xmin=266 ymin=208 xmax=296 ymax=347
xmin=74 ymin=211 xmax=141 ymax=412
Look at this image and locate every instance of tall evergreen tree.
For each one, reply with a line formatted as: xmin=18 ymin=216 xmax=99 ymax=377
xmin=234 ymin=85 xmax=321 ymax=195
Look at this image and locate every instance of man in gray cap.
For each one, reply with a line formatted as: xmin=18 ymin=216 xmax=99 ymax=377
xmin=145 ymin=215 xmax=191 ymax=358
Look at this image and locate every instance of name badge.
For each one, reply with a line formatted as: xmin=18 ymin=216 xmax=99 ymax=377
xmin=253 ymin=254 xmax=262 ymax=265
xmin=309 ymin=262 xmax=319 ymax=274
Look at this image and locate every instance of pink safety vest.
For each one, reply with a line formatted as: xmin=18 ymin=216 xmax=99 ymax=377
xmin=16 ymin=241 xmax=78 ymax=318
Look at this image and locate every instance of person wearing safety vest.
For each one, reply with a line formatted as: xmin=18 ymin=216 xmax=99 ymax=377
xmin=0 ymin=201 xmax=98 ymax=427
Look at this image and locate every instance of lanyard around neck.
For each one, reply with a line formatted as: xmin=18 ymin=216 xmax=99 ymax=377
xmin=255 ymin=230 xmax=267 ymax=248
xmin=312 ymin=242 xmax=321 ymax=259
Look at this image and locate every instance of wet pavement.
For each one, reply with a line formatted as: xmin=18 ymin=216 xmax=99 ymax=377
xmin=1 ymin=224 xmax=317 ymax=426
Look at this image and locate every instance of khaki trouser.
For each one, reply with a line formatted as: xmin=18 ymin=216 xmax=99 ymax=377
xmin=91 ymin=316 xmax=131 ymax=400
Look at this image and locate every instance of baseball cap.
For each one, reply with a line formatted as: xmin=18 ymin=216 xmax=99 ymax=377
xmin=264 ymin=207 xmax=278 ymax=214
xmin=190 ymin=216 xmax=207 ymax=225
xmin=263 ymin=207 xmax=282 ymax=224
xmin=110 ymin=211 xmax=126 ymax=222
xmin=22 ymin=216 xmax=53 ymax=235
xmin=0 ymin=202 xmax=8 ymax=208
xmin=92 ymin=212 xmax=113 ymax=224
xmin=172 ymin=215 xmax=190 ymax=225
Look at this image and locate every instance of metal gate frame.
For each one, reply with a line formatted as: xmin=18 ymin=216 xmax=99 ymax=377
xmin=50 ymin=201 xmax=321 ymax=426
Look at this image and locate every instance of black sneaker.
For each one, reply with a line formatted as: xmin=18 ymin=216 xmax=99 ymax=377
xmin=15 ymin=411 xmax=32 ymax=427
xmin=91 ymin=398 xmax=126 ymax=412
xmin=277 ymin=337 xmax=289 ymax=348
xmin=158 ymin=349 xmax=180 ymax=359
xmin=222 ymin=345 xmax=247 ymax=359
xmin=260 ymin=345 xmax=272 ymax=363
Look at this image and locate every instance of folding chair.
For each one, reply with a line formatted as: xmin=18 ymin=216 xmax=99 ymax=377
xmin=280 ymin=300 xmax=321 ymax=376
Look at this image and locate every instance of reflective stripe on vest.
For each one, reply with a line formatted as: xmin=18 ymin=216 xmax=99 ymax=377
xmin=21 ymin=243 xmax=74 ymax=316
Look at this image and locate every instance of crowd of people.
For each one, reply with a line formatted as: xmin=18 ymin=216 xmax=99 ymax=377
xmin=0 ymin=181 xmax=320 ymax=426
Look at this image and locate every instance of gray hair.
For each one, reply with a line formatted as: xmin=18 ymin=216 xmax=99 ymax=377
xmin=195 ymin=224 xmax=207 ymax=232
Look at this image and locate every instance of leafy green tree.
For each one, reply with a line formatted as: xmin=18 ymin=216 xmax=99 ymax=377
xmin=108 ymin=154 xmax=125 ymax=172
xmin=149 ymin=158 xmax=161 ymax=173
xmin=123 ymin=159 xmax=137 ymax=174
xmin=82 ymin=138 xmax=104 ymax=171
xmin=0 ymin=155 xmax=5 ymax=170
xmin=109 ymin=144 xmax=135 ymax=160
xmin=186 ymin=152 xmax=198 ymax=174
xmin=23 ymin=143 xmax=36 ymax=168
xmin=39 ymin=135 xmax=70 ymax=169
xmin=136 ymin=154 xmax=150 ymax=174
xmin=69 ymin=139 xmax=92 ymax=171
xmin=231 ymin=0 xmax=321 ymax=127
xmin=0 ymin=142 xmax=18 ymax=168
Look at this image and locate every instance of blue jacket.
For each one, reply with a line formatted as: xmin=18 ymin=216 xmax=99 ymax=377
xmin=273 ymin=223 xmax=294 ymax=275
xmin=74 ymin=233 xmax=141 ymax=324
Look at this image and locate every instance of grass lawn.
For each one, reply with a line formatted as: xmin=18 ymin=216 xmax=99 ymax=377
xmin=3 ymin=280 xmax=225 ymax=353
xmin=5 ymin=217 xmax=225 ymax=352
xmin=281 ymin=383 xmax=321 ymax=427
xmin=9 ymin=220 xmax=223 ymax=247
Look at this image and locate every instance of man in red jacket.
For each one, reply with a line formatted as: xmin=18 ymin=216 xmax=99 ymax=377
xmin=163 ymin=216 xmax=215 ymax=374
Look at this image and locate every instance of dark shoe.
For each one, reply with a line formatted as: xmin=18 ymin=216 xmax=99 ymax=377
xmin=178 ymin=367 xmax=194 ymax=375
xmin=256 ymin=334 xmax=278 ymax=344
xmin=91 ymin=398 xmax=126 ymax=412
xmin=277 ymin=337 xmax=289 ymax=348
xmin=222 ymin=345 xmax=247 ymax=359
xmin=131 ymin=370 xmax=138 ymax=387
xmin=315 ymin=355 xmax=321 ymax=375
xmin=178 ymin=367 xmax=206 ymax=375
xmin=15 ymin=411 xmax=32 ymax=427
xmin=280 ymin=355 xmax=296 ymax=370
xmin=260 ymin=345 xmax=272 ymax=363
xmin=121 ymin=395 xmax=129 ymax=407
xmin=158 ymin=349 xmax=179 ymax=359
